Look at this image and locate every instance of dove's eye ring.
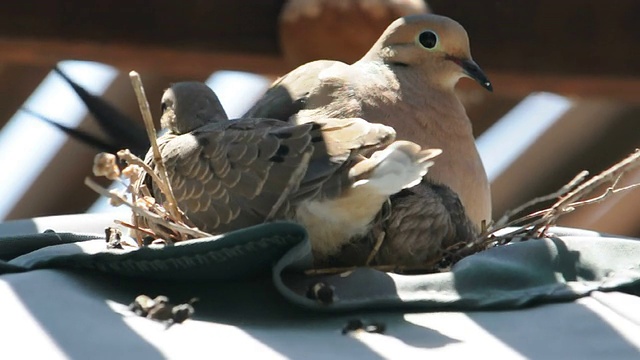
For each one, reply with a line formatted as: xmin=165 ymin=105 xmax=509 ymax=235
xmin=418 ymin=30 xmax=438 ymax=49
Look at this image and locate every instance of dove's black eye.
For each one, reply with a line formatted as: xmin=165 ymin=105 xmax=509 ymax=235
xmin=161 ymin=102 xmax=168 ymax=113
xmin=418 ymin=30 xmax=438 ymax=49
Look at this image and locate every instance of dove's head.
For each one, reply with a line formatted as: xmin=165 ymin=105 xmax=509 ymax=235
xmin=364 ymin=14 xmax=492 ymax=92
xmin=160 ymin=82 xmax=229 ymax=134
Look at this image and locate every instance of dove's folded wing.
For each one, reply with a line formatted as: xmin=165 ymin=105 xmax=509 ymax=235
xmin=243 ymin=60 xmax=337 ymax=121
xmin=155 ymin=119 xmax=317 ymax=232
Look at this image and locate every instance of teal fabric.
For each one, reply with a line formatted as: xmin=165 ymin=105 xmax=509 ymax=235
xmin=6 ymin=222 xmax=309 ymax=281
xmin=1 ymin=222 xmax=639 ymax=311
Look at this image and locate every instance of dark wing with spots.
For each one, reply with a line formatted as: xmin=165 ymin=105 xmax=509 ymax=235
xmin=144 ymin=118 xmax=341 ymax=233
xmin=135 ymin=113 xmax=395 ymax=235
xmin=243 ymin=60 xmax=337 ymax=121
xmin=154 ymin=119 xmax=311 ymax=232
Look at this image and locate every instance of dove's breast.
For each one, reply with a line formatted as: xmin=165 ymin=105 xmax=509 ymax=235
xmin=295 ymin=187 xmax=388 ymax=260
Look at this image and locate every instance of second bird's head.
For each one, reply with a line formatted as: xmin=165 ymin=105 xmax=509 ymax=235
xmin=364 ymin=14 xmax=493 ymax=92
xmin=160 ymin=82 xmax=229 ymax=135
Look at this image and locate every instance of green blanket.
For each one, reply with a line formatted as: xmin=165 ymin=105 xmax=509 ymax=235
xmin=2 ymin=222 xmax=639 ymax=311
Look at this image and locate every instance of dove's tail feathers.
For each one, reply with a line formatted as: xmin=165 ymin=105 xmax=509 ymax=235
xmin=307 ymin=118 xmax=396 ymax=160
xmin=349 ymin=141 xmax=442 ymax=196
xmin=20 ymin=108 xmax=121 ymax=154
xmin=54 ymin=66 xmax=150 ymax=156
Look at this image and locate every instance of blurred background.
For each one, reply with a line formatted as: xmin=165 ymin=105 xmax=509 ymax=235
xmin=0 ymin=0 xmax=638 ymax=236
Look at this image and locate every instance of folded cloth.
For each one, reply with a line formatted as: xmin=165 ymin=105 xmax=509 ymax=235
xmin=1 ymin=216 xmax=639 ymax=312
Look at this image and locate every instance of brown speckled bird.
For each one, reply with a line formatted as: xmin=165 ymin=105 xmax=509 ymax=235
xmin=246 ymin=14 xmax=493 ymax=231
xmin=136 ymin=82 xmax=441 ymax=263
xmin=331 ymin=182 xmax=478 ymax=268
xmin=375 ymin=182 xmax=478 ymax=267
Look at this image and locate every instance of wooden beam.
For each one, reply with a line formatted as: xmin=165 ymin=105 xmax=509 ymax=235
xmin=0 ymin=64 xmax=50 ymax=128
xmin=0 ymin=38 xmax=288 ymax=79
xmin=0 ymin=0 xmax=639 ymax=81
xmin=0 ymin=0 xmax=287 ymax=77
xmin=429 ymin=0 xmax=640 ymax=78
xmin=486 ymin=73 xmax=640 ymax=104
xmin=0 ymin=1 xmax=283 ymax=55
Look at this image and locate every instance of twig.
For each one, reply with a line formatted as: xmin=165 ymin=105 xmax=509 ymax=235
xmin=471 ymin=149 xmax=640 ymax=250
xmin=126 ymin=182 xmax=144 ymax=247
xmin=265 ymin=150 xmax=312 ymax=221
xmin=309 ymin=150 xmax=640 ymax=274
xmin=546 ymin=150 xmax=640 ymax=215
xmin=494 ymin=170 xmax=589 ymax=227
xmin=85 ymin=177 xmax=213 ymax=239
xmin=304 ymin=263 xmax=440 ymax=275
xmin=139 ymin=184 xmax=153 ymax=198
xmin=365 ymin=231 xmax=385 ymax=266
xmin=114 ymin=219 xmax=157 ymax=237
xmin=566 ymin=175 xmax=640 ymax=209
xmin=117 ymin=149 xmax=166 ymax=197
xmin=129 ymin=71 xmax=182 ymax=223
xmin=305 ymin=266 xmax=357 ymax=275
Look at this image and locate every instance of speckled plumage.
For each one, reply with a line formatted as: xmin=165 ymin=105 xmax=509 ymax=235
xmin=135 ymin=82 xmax=440 ymax=263
xmin=328 ymin=181 xmax=477 ymax=267
xmin=246 ymin=14 xmax=493 ymax=230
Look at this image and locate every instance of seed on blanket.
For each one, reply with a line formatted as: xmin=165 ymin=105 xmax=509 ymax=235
xmin=170 ymin=298 xmax=199 ymax=325
xmin=105 ymin=227 xmax=123 ymax=249
xmin=129 ymin=294 xmax=155 ymax=316
xmin=341 ymin=319 xmax=364 ymax=334
xmin=147 ymin=296 xmax=172 ymax=321
xmin=342 ymin=319 xmax=387 ymax=335
xmin=306 ymin=282 xmax=335 ymax=304
xmin=363 ymin=322 xmax=386 ymax=334
xmin=128 ymin=295 xmax=197 ymax=328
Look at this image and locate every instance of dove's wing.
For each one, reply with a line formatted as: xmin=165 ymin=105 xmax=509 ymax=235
xmin=141 ymin=114 xmax=398 ymax=235
xmin=151 ymin=119 xmax=319 ymax=233
xmin=290 ymin=116 xmax=397 ymax=203
xmin=243 ymin=60 xmax=338 ymax=121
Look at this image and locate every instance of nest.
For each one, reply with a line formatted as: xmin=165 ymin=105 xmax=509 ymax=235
xmin=87 ymin=71 xmax=640 ymax=273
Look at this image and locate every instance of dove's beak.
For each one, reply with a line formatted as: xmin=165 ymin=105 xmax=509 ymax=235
xmin=448 ymin=56 xmax=493 ymax=92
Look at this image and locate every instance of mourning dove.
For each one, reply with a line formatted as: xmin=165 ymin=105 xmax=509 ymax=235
xmin=331 ymin=181 xmax=478 ymax=267
xmin=246 ymin=14 xmax=493 ymax=230
xmin=136 ymin=82 xmax=442 ymax=262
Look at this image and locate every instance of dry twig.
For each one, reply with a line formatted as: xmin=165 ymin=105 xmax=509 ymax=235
xmin=540 ymin=149 xmax=640 ymax=224
xmin=85 ymin=177 xmax=213 ymax=240
xmin=114 ymin=219 xmax=157 ymax=237
xmin=494 ymin=170 xmax=589 ymax=227
xmin=365 ymin=231 xmax=385 ymax=266
xmin=265 ymin=150 xmax=312 ymax=221
xmin=475 ymin=148 xmax=640 ymax=249
xmin=129 ymin=71 xmax=182 ymax=224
